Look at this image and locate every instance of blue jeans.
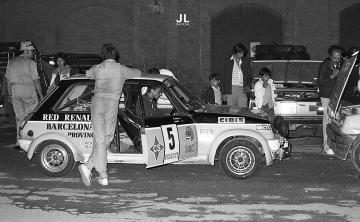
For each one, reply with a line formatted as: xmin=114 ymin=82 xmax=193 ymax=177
xmin=85 ymin=93 xmax=120 ymax=178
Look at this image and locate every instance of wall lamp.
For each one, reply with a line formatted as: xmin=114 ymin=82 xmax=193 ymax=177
xmin=152 ymin=0 xmax=160 ymax=16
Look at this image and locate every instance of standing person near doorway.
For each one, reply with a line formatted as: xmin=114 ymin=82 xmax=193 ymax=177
xmin=317 ymin=45 xmax=344 ymax=155
xmin=222 ymin=43 xmax=252 ymax=107
xmin=5 ymin=41 xmax=43 ymax=151
xmin=78 ymin=43 xmax=141 ymax=187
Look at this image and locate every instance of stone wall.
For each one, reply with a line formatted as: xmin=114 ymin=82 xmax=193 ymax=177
xmin=0 ymin=0 xmax=359 ymax=95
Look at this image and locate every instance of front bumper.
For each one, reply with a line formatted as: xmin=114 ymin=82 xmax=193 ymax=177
xmin=268 ymin=138 xmax=291 ymax=160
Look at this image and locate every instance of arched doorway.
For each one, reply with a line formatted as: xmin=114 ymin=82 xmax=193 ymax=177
xmin=340 ymin=3 xmax=360 ymax=50
xmin=210 ymin=4 xmax=282 ymax=77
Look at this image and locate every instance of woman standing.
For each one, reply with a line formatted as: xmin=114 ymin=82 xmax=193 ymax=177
xmin=48 ymin=53 xmax=71 ymax=90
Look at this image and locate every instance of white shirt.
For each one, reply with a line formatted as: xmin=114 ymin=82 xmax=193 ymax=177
xmin=212 ymin=86 xmax=222 ymax=105
xmin=254 ymin=78 xmax=277 ymax=109
xmin=230 ymin=56 xmax=243 ymax=86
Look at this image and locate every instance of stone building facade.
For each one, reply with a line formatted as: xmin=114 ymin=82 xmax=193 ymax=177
xmin=0 ymin=0 xmax=359 ymax=93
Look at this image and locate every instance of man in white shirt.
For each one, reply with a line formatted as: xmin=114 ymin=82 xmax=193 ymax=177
xmin=222 ymin=43 xmax=252 ymax=107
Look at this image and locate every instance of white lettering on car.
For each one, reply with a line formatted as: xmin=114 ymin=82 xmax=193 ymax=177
xmin=64 ymin=114 xmax=91 ymax=121
xmin=256 ymin=125 xmax=272 ymax=130
xmin=42 ymin=114 xmax=59 ymax=121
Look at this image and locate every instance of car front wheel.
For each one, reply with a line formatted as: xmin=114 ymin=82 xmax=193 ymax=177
xmin=219 ymin=138 xmax=262 ymax=179
xmin=35 ymin=140 xmax=75 ymax=177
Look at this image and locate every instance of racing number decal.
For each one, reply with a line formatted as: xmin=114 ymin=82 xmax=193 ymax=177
xmin=166 ymin=127 xmax=175 ymax=150
xmin=161 ymin=124 xmax=180 ymax=164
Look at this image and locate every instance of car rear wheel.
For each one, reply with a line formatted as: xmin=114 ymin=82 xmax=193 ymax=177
xmin=351 ymin=144 xmax=360 ymax=173
xmin=35 ymin=140 xmax=75 ymax=177
xmin=219 ymin=138 xmax=262 ymax=179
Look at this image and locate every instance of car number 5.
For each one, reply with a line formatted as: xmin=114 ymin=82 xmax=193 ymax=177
xmin=161 ymin=124 xmax=180 ymax=163
xmin=166 ymin=127 xmax=175 ymax=150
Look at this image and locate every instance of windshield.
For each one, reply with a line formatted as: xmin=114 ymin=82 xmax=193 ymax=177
xmin=165 ymin=79 xmax=203 ymax=111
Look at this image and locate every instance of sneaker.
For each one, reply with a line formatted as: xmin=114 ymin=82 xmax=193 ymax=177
xmin=98 ymin=177 xmax=108 ymax=186
xmin=78 ymin=164 xmax=92 ymax=186
xmin=324 ymin=147 xmax=334 ymax=155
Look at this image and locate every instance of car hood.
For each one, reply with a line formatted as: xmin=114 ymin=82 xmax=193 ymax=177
xmin=252 ymin=60 xmax=322 ymax=84
xmin=329 ymin=52 xmax=359 ymax=115
xmin=195 ymin=104 xmax=270 ymax=122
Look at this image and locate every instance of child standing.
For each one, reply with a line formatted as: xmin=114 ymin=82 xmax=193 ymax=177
xmin=202 ymin=73 xmax=222 ymax=105
xmin=254 ymin=68 xmax=277 ymax=122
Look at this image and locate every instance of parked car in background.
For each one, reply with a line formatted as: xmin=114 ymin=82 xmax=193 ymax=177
xmin=250 ymin=58 xmax=323 ymax=134
xmin=326 ymin=51 xmax=360 ymax=173
xmin=18 ymin=74 xmax=290 ymax=179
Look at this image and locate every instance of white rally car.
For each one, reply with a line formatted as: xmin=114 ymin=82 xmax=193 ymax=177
xmin=18 ymin=74 xmax=290 ymax=179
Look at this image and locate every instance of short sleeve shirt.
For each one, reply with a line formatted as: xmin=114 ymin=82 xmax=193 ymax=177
xmin=5 ymin=55 xmax=39 ymax=85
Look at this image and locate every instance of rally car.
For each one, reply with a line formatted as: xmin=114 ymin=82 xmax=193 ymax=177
xmin=326 ymin=51 xmax=360 ymax=173
xmin=18 ymin=74 xmax=290 ymax=179
xmin=250 ymin=60 xmax=323 ymax=132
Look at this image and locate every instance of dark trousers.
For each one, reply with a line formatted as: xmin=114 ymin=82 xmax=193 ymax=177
xmin=261 ymin=104 xmax=275 ymax=123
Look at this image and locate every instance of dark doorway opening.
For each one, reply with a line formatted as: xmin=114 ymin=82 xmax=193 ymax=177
xmin=340 ymin=3 xmax=360 ymax=50
xmin=210 ymin=4 xmax=282 ymax=76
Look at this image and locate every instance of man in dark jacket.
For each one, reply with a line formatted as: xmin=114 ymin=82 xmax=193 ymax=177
xmin=221 ymin=43 xmax=252 ymax=107
xmin=317 ymin=45 xmax=344 ymax=155
xmin=202 ymin=73 xmax=222 ymax=105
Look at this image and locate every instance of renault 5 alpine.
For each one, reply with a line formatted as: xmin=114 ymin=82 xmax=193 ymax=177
xmin=18 ymin=74 xmax=290 ymax=179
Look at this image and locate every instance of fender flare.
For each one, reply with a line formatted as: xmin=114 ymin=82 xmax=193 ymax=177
xmin=208 ymin=129 xmax=273 ymax=166
xmin=27 ymin=132 xmax=81 ymax=162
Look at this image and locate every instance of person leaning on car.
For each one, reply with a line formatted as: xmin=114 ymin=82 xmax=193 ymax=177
xmin=317 ymin=45 xmax=344 ymax=155
xmin=78 ymin=43 xmax=141 ymax=187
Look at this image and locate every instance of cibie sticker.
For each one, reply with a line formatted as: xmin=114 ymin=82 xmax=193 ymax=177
xmin=218 ymin=117 xmax=245 ymax=124
xmin=256 ymin=125 xmax=272 ymax=130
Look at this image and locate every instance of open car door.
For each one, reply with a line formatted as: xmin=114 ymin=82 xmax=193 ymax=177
xmin=142 ymin=122 xmax=198 ymax=168
xmin=126 ymin=82 xmax=198 ymax=168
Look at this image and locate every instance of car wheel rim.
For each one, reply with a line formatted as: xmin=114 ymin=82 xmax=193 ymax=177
xmin=41 ymin=144 xmax=69 ymax=172
xmin=226 ymin=146 xmax=255 ymax=175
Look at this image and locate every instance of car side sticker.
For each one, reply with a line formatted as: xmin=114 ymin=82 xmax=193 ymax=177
xmin=145 ymin=124 xmax=198 ymax=168
xmin=42 ymin=114 xmax=91 ymax=121
xmin=256 ymin=125 xmax=272 ymax=130
xmin=161 ymin=124 xmax=180 ymax=164
xmin=218 ymin=117 xmax=245 ymax=124
xmin=150 ymin=136 xmax=165 ymax=160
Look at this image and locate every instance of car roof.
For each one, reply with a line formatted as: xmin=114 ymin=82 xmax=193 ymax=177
xmin=64 ymin=73 xmax=172 ymax=82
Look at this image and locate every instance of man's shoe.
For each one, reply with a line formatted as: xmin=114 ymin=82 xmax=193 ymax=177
xmin=324 ymin=147 xmax=334 ymax=155
xmin=98 ymin=177 xmax=108 ymax=186
xmin=78 ymin=164 xmax=91 ymax=186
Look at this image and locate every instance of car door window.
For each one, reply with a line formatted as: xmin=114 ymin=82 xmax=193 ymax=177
xmin=135 ymin=85 xmax=176 ymax=118
xmin=57 ymin=83 xmax=94 ymax=112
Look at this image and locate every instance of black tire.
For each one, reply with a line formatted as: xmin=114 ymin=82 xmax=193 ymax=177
xmin=351 ymin=144 xmax=360 ymax=173
xmin=219 ymin=138 xmax=262 ymax=179
xmin=35 ymin=140 xmax=75 ymax=177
